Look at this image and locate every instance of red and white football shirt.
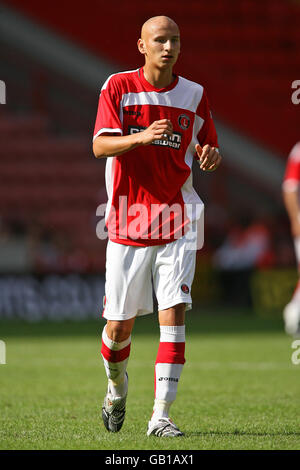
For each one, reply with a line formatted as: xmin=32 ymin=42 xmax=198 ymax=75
xmin=93 ymin=67 xmax=219 ymax=246
xmin=283 ymin=142 xmax=300 ymax=193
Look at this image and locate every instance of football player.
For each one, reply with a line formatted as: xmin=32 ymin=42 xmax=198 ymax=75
xmin=93 ymin=15 xmax=222 ymax=437
xmin=282 ymin=142 xmax=300 ymax=336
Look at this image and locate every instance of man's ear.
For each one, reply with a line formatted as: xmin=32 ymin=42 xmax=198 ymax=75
xmin=137 ymin=38 xmax=146 ymax=54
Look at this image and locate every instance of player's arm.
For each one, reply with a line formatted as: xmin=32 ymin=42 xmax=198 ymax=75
xmin=93 ymin=119 xmax=173 ymax=158
xmin=283 ymin=185 xmax=300 ymax=237
xmin=194 ymin=90 xmax=221 ymax=172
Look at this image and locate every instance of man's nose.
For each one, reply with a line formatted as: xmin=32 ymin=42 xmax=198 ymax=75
xmin=164 ymin=40 xmax=172 ymax=51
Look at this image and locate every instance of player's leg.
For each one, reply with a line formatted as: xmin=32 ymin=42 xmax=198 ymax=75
xmin=147 ymin=303 xmax=186 ymax=437
xmin=101 ymin=317 xmax=135 ymax=432
xmin=148 ymin=227 xmax=196 ymax=437
xmin=101 ymin=240 xmax=154 ymax=432
xmin=284 ymin=236 xmax=300 ymax=336
xmin=156 ymin=304 xmax=186 ymax=420
xmin=101 ymin=318 xmax=135 ymax=399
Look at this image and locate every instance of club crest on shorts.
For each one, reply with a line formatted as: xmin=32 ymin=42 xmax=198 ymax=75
xmin=178 ymin=114 xmax=190 ymax=130
xmin=181 ymin=284 xmax=190 ymax=294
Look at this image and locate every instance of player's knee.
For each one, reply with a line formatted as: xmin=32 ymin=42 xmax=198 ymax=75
xmin=106 ymin=320 xmax=133 ymax=342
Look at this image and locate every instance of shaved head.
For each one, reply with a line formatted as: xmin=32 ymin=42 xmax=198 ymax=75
xmin=137 ymin=15 xmax=180 ymax=81
xmin=141 ymin=16 xmax=179 ymax=40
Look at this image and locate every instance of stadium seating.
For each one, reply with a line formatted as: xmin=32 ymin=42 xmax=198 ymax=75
xmin=0 ymin=108 xmax=107 ymax=273
xmin=2 ymin=0 xmax=299 ymax=153
xmin=1 ymin=0 xmax=299 ymax=274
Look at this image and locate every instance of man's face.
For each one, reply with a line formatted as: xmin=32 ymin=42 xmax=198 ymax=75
xmin=138 ymin=18 xmax=180 ymax=70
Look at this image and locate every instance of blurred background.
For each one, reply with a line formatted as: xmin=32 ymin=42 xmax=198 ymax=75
xmin=0 ymin=0 xmax=299 ymax=322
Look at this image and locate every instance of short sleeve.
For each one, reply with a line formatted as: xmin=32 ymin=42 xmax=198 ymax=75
xmin=194 ymin=90 xmax=218 ymax=159
xmin=93 ymin=76 xmax=123 ymax=141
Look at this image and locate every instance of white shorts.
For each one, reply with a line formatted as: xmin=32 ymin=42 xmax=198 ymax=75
xmin=103 ymin=229 xmax=197 ymax=321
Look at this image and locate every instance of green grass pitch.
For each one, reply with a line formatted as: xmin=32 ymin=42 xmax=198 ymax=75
xmin=0 ymin=310 xmax=299 ymax=450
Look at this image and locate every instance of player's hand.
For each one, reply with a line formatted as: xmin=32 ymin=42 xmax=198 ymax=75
xmin=139 ymin=119 xmax=173 ymax=145
xmin=195 ymin=144 xmax=222 ymax=171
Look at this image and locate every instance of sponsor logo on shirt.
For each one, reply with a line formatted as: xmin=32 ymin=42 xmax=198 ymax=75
xmin=128 ymin=125 xmax=182 ymax=150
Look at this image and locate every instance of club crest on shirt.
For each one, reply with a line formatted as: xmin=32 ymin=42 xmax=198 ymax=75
xmin=178 ymin=114 xmax=190 ymax=130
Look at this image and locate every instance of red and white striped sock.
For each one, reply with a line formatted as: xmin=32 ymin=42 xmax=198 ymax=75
xmin=151 ymin=325 xmax=185 ymax=422
xmin=101 ymin=325 xmax=131 ymax=398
